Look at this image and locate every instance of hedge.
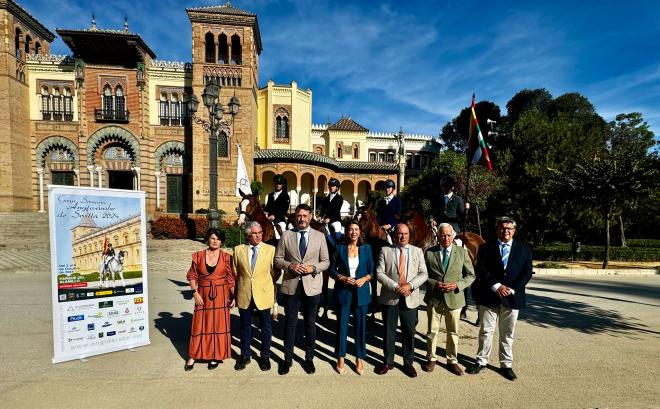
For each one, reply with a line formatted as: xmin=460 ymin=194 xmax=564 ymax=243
xmin=626 ymin=239 xmax=660 ymax=248
xmin=150 ymin=216 xmax=245 ymax=247
xmin=534 ymin=242 xmax=660 ymax=262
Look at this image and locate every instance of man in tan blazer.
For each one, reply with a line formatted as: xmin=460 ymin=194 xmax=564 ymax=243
xmin=376 ymin=223 xmax=428 ymax=378
xmin=233 ymin=221 xmax=279 ymax=372
xmin=422 ymin=223 xmax=475 ymax=376
xmin=274 ymin=204 xmax=330 ymax=375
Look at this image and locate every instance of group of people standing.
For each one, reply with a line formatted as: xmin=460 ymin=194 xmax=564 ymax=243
xmin=184 ymin=176 xmax=533 ymax=382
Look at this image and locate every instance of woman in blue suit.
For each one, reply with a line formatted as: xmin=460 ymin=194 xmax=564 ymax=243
xmin=331 ymin=221 xmax=373 ymax=375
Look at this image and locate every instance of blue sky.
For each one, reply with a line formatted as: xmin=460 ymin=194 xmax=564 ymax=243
xmin=22 ymin=0 xmax=660 ymax=137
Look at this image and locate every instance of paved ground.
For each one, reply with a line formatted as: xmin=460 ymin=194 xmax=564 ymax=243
xmin=0 ymin=239 xmax=659 ymax=409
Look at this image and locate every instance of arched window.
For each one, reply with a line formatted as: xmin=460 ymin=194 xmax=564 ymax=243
xmin=171 ymin=94 xmax=180 ymax=124
xmin=103 ymin=85 xmax=113 ymax=115
xmin=205 ymin=32 xmax=216 ymax=63
xmin=283 ymin=117 xmax=289 ymax=138
xmin=115 ymin=85 xmax=125 ymax=119
xmin=218 ymin=131 xmax=229 ymax=158
xmin=63 ymin=87 xmax=73 ymax=121
xmin=337 ymin=144 xmax=343 ymax=159
xmin=218 ymin=33 xmax=228 ymax=64
xmin=40 ymin=86 xmax=50 ymax=120
xmin=369 ymin=152 xmax=376 ymax=162
xmin=24 ymin=35 xmax=31 ymax=54
xmin=353 ymin=143 xmax=359 ymax=159
xmin=35 ymin=42 xmax=41 ymax=54
xmin=276 ymin=117 xmax=283 ymax=138
xmin=231 ymin=34 xmax=242 ymax=65
xmin=159 ymin=93 xmax=169 ymax=125
xmin=51 ymin=87 xmax=62 ymax=120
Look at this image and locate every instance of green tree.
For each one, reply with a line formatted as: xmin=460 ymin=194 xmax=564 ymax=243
xmin=440 ymin=100 xmax=501 ymax=153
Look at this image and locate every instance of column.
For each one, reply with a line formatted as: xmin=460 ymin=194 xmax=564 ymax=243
xmin=296 ymin=186 xmax=301 ymax=208
xmin=73 ymin=169 xmax=80 ymax=186
xmin=312 ymin=188 xmax=318 ymax=215
xmin=353 ymin=192 xmax=358 ymax=215
xmin=37 ymin=168 xmax=45 ymax=213
xmin=132 ymin=166 xmax=141 ymax=190
xmin=87 ymin=165 xmax=95 ymax=187
xmin=155 ymin=171 xmax=161 ymax=210
xmin=96 ymin=166 xmax=103 ymax=188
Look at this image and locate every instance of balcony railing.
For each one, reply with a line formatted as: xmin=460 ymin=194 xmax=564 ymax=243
xmin=95 ymin=109 xmax=129 ymax=123
xmin=41 ymin=110 xmax=74 ymax=122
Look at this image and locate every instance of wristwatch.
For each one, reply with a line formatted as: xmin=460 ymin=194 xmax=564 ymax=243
xmin=311 ymin=265 xmax=318 ymax=277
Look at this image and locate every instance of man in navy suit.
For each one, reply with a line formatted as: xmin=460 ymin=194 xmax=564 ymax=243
xmin=466 ymin=216 xmax=533 ymax=381
xmin=320 ymin=177 xmax=344 ymax=241
xmin=376 ymin=179 xmax=402 ymax=243
xmin=264 ymin=174 xmax=290 ymax=237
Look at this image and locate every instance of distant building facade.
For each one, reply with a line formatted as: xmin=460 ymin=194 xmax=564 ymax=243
xmin=1 ymin=0 xmax=441 ymax=217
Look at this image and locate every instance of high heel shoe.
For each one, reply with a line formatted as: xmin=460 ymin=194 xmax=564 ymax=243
xmin=208 ymin=360 xmax=221 ymax=370
xmin=335 ymin=359 xmax=346 ymax=374
xmin=184 ymin=360 xmax=195 ymax=371
xmin=355 ymin=359 xmax=364 ymax=376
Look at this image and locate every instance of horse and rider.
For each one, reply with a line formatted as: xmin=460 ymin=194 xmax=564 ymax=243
xmin=99 ymin=242 xmax=126 ymax=288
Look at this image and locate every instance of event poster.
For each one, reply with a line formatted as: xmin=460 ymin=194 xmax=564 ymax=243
xmin=48 ymin=186 xmax=150 ymax=363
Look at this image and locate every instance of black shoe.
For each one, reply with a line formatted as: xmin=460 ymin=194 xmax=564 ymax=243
xmin=402 ymin=364 xmax=417 ymax=378
xmin=234 ymin=356 xmax=251 ymax=371
xmin=500 ymin=367 xmax=517 ymax=381
xmin=184 ymin=361 xmax=195 ymax=371
xmin=375 ymin=363 xmax=394 ymax=375
xmin=278 ymin=361 xmax=292 ymax=375
xmin=466 ymin=363 xmax=487 ymax=374
xmin=302 ymin=360 xmax=316 ymax=374
xmin=258 ymin=357 xmax=271 ymax=371
xmin=460 ymin=308 xmax=468 ymax=320
xmin=208 ymin=360 xmax=221 ymax=370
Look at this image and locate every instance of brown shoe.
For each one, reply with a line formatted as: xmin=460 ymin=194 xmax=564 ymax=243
xmin=447 ymin=363 xmax=464 ymax=376
xmin=402 ymin=364 xmax=417 ymax=378
xmin=375 ymin=363 xmax=394 ymax=375
xmin=422 ymin=360 xmax=436 ymax=373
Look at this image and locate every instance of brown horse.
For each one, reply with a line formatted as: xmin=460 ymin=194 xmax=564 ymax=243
xmin=237 ymin=190 xmax=277 ymax=244
xmin=402 ymin=210 xmax=435 ymax=250
xmin=456 ymin=231 xmax=486 ymax=265
xmin=356 ymin=202 xmax=389 ymax=243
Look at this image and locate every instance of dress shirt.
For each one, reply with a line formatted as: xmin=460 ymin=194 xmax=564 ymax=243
xmin=273 ymin=190 xmax=282 ymax=200
xmin=440 ymin=244 xmax=453 ymax=266
xmin=491 ymin=239 xmax=516 ymax=294
xmin=249 ymin=244 xmax=260 ymax=267
xmin=384 ymin=194 xmax=393 ymax=205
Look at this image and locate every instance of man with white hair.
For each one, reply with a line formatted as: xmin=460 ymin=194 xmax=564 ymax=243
xmin=422 ymin=223 xmax=475 ymax=376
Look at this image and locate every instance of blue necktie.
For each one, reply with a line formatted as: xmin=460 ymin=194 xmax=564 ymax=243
xmin=250 ymin=246 xmax=258 ymax=271
xmin=299 ymin=231 xmax=307 ymax=259
xmin=501 ymin=243 xmax=510 ymax=269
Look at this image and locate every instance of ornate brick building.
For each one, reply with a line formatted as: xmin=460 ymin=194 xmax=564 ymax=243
xmin=1 ymin=1 xmax=441 ymax=217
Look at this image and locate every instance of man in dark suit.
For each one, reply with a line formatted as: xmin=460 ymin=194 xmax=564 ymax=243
xmin=432 ymin=175 xmax=469 ymax=233
xmin=264 ymin=174 xmax=290 ymax=238
xmin=375 ymin=223 xmax=428 ymax=378
xmin=466 ymin=216 xmax=533 ymax=381
xmin=274 ymin=204 xmax=330 ymax=375
xmin=422 ymin=223 xmax=475 ymax=376
xmin=319 ymin=177 xmax=344 ymax=241
xmin=376 ymin=179 xmax=402 ymax=244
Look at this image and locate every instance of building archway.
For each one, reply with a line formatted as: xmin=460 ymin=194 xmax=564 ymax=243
xmin=87 ymin=126 xmax=141 ymax=189
xmin=34 ymin=136 xmax=81 ymax=211
xmin=154 ymin=141 xmax=188 ymax=213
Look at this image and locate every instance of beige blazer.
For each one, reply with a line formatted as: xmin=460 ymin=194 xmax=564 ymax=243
xmin=232 ymin=243 xmax=277 ymax=310
xmin=376 ymin=244 xmax=428 ymax=308
xmin=274 ymin=229 xmax=330 ymax=296
xmin=423 ymin=245 xmax=475 ymax=310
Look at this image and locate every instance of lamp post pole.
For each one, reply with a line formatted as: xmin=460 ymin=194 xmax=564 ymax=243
xmin=188 ymin=79 xmax=240 ymax=231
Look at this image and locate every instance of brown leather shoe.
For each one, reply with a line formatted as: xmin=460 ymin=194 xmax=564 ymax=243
xmin=375 ymin=363 xmax=394 ymax=375
xmin=422 ymin=360 xmax=436 ymax=372
xmin=403 ymin=364 xmax=417 ymax=378
xmin=447 ymin=363 xmax=464 ymax=376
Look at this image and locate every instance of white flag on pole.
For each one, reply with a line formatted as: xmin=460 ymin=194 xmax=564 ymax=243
xmin=236 ymin=144 xmax=252 ymax=196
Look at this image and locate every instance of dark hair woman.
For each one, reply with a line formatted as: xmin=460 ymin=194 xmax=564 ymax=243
xmin=330 ymin=221 xmax=373 ymax=375
xmin=184 ymin=228 xmax=234 ymax=371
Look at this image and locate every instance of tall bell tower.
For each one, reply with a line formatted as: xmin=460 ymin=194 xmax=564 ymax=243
xmin=186 ymin=2 xmax=262 ymax=216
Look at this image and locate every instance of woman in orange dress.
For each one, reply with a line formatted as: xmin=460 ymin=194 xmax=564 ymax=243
xmin=184 ymin=228 xmax=234 ymax=371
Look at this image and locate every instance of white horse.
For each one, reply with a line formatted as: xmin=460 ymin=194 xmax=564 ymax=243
xmin=98 ymin=250 xmax=126 ymax=288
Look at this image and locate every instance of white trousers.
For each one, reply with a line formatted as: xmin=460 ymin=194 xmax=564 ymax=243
xmin=475 ymin=305 xmax=519 ymax=368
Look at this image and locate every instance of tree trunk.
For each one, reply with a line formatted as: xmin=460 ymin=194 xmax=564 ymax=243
xmin=619 ymin=214 xmax=626 ymax=247
xmin=602 ymin=211 xmax=611 ymax=269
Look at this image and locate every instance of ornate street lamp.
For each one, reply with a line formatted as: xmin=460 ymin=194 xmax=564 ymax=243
xmin=188 ymin=78 xmax=240 ymax=230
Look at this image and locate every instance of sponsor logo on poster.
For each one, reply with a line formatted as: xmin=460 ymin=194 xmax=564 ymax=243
xmin=87 ymin=323 xmax=95 ymax=331
xmin=134 ymin=297 xmax=144 ymax=304
xmin=87 ymin=292 xmax=95 ymax=297
xmin=116 ymin=320 xmax=126 ymax=325
xmin=98 ymin=301 xmax=113 ymax=308
xmin=107 ymin=310 xmax=119 ymax=318
xmin=67 ymin=306 xmax=74 ymax=312
xmin=98 ymin=332 xmax=104 ymax=338
xmin=118 ymin=329 xmax=127 ymax=334
xmin=129 ymin=327 xmax=137 ymax=333
xmin=131 ymin=318 xmax=145 ymax=323
xmin=123 ymin=307 xmax=131 ymax=315
xmin=68 ymin=337 xmax=83 ymax=342
xmin=76 ymin=303 xmax=95 ymax=310
xmin=125 ymin=288 xmax=135 ymax=294
xmin=139 ymin=326 xmax=145 ymax=331
xmin=67 ymin=315 xmax=84 ymax=322
xmin=68 ymin=326 xmax=80 ymax=333
xmin=59 ymin=294 xmax=66 ymax=301
xmin=102 ymin=322 xmax=112 ymax=328
xmin=107 ymin=331 xmax=116 ymax=336
xmin=96 ymin=290 xmax=113 ymax=296
xmin=87 ymin=334 xmax=96 ymax=340
xmin=91 ymin=311 xmax=103 ymax=319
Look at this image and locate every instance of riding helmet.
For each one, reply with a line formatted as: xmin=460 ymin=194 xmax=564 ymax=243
xmin=328 ymin=178 xmax=340 ymax=188
xmin=384 ymin=179 xmax=396 ymax=189
xmin=273 ymin=174 xmax=285 ymax=185
xmin=440 ymin=175 xmax=456 ymax=187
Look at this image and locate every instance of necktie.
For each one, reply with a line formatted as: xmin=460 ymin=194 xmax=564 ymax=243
xmin=444 ymin=195 xmax=449 ymax=206
xmin=299 ymin=231 xmax=307 ymax=259
xmin=250 ymin=246 xmax=258 ymax=271
xmin=441 ymin=248 xmax=449 ymax=272
xmin=398 ymin=247 xmax=406 ymax=284
xmin=501 ymin=243 xmax=510 ymax=269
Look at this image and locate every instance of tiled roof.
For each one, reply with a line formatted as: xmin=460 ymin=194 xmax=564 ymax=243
xmin=56 ymin=28 xmax=157 ymax=59
xmin=186 ymin=2 xmax=255 ymax=17
xmin=328 ymin=117 xmax=369 ymax=132
xmin=254 ymin=149 xmax=399 ymax=172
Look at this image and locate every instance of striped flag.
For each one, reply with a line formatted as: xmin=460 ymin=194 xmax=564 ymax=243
xmin=467 ymin=94 xmax=493 ymax=171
